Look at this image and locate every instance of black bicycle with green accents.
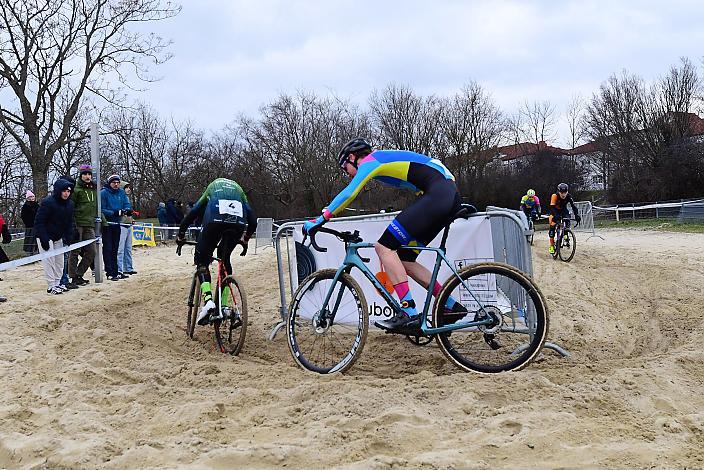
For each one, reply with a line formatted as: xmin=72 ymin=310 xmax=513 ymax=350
xmin=286 ymin=205 xmax=549 ymax=374
xmin=177 ymin=240 xmax=247 ymax=355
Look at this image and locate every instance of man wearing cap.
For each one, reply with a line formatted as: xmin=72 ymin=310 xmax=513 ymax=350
xmin=69 ymin=164 xmax=98 ymax=286
xmin=101 ymin=175 xmax=132 ymax=281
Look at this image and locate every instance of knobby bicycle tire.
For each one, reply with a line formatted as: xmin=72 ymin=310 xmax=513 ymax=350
xmin=552 ymin=229 xmax=560 ymax=260
xmin=186 ymin=274 xmax=201 ymax=339
xmin=433 ymin=262 xmax=549 ymax=373
xmin=558 ymin=229 xmax=577 ymax=262
xmin=213 ymin=274 xmax=248 ymax=355
xmin=287 ymin=269 xmax=368 ymax=374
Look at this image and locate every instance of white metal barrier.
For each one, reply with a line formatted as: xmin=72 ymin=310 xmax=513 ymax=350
xmin=254 ymin=217 xmax=274 ymax=253
xmin=594 ymin=198 xmax=704 ymax=223
xmin=571 ymin=201 xmax=603 ymax=240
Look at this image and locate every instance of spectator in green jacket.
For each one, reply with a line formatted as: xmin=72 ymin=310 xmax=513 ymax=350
xmin=68 ymin=164 xmax=98 ymax=286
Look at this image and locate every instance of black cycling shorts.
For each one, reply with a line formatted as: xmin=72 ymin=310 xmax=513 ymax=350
xmin=194 ymin=222 xmax=245 ymax=274
xmin=378 ymin=178 xmax=461 ymax=262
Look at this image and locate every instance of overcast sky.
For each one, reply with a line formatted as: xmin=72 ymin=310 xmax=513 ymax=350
xmin=137 ymin=0 xmax=704 ymax=147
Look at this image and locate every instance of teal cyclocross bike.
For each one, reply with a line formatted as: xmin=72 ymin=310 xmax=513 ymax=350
xmin=287 ymin=205 xmax=549 ymax=374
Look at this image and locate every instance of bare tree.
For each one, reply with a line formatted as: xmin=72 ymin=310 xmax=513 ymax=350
xmin=438 ymin=81 xmax=504 ymax=189
xmin=584 ymin=62 xmax=704 ymax=202
xmin=565 ymin=94 xmax=585 ymax=149
xmin=0 ymin=0 xmax=180 ymax=196
xmin=0 ymin=126 xmax=31 ymax=222
xmin=369 ymin=83 xmax=443 ymax=155
xmin=658 ymin=57 xmax=702 ymax=143
xmin=237 ymin=91 xmax=372 ymax=217
xmin=519 ymin=100 xmax=557 ymax=144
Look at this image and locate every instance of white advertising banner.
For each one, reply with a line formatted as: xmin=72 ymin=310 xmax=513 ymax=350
xmin=292 ymin=214 xmax=494 ymax=327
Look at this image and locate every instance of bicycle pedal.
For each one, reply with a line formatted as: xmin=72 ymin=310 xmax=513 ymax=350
xmin=209 ymin=313 xmax=223 ymax=323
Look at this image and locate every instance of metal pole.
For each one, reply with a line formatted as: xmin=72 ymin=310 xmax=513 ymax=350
xmin=90 ymin=123 xmax=104 ymax=283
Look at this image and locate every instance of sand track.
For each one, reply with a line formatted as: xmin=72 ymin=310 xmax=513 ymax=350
xmin=1 ymin=229 xmax=703 ymax=468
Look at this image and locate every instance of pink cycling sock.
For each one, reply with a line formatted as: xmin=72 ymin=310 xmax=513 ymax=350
xmin=432 ymin=281 xmax=443 ymax=297
xmin=393 ymin=281 xmax=410 ymax=300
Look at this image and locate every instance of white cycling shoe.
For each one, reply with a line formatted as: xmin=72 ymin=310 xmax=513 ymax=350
xmin=197 ymin=300 xmax=216 ymax=326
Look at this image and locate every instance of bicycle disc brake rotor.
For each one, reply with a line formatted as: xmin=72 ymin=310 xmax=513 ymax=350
xmin=311 ymin=310 xmax=332 ymax=334
xmin=477 ymin=306 xmax=503 ymax=334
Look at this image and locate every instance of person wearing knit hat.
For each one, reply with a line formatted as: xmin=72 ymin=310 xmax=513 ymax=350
xmin=68 ymin=164 xmax=98 ymax=286
xmin=101 ymin=174 xmax=131 ymax=280
xmin=21 ymin=190 xmax=39 ymax=254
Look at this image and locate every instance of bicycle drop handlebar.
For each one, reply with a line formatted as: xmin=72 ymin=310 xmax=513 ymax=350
xmin=176 ymin=239 xmax=248 ymax=257
xmin=303 ymin=226 xmax=364 ymax=253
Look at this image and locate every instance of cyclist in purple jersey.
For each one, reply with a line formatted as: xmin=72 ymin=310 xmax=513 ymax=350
xmin=304 ymin=138 xmax=468 ymax=333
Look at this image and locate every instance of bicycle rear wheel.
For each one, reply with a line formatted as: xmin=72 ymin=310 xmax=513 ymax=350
xmin=287 ymin=269 xmax=368 ymax=374
xmin=186 ymin=274 xmax=201 ymax=339
xmin=433 ymin=262 xmax=549 ymax=373
xmin=558 ymin=229 xmax=576 ymax=262
xmin=213 ymin=275 xmax=248 ymax=355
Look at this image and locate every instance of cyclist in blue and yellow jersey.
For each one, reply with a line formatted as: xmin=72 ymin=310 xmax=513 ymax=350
xmin=176 ymin=178 xmax=257 ymax=326
xmin=520 ymin=189 xmax=541 ymax=222
xmin=549 ymin=183 xmax=580 ymax=255
xmin=303 ymin=138 xmax=468 ymax=334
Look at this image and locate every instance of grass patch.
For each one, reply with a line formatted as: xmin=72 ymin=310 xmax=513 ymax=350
xmin=596 ymin=218 xmax=704 ymax=233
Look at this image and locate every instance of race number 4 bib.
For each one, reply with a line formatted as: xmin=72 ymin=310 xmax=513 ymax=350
xmin=218 ymin=199 xmax=243 ymax=217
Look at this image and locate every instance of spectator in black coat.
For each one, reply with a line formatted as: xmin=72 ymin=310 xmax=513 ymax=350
xmin=20 ymin=190 xmax=39 ymax=254
xmin=34 ymin=179 xmax=75 ymax=295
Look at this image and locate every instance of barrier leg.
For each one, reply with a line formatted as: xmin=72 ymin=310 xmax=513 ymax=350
xmin=269 ymin=228 xmax=290 ymax=341
xmin=513 ymin=341 xmax=571 ymax=358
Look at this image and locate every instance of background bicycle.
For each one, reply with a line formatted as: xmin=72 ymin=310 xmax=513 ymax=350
xmin=287 ymin=206 xmax=549 ymax=375
xmin=177 ymin=240 xmax=248 ymax=355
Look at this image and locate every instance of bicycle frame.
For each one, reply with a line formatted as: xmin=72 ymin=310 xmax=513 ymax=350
xmin=316 ymin=241 xmax=495 ymax=335
xmin=555 ymin=218 xmax=571 ymax=242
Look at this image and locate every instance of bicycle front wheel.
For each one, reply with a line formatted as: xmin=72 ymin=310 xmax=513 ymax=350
xmin=186 ymin=274 xmax=201 ymax=339
xmin=214 ymin=275 xmax=248 ymax=355
xmin=433 ymin=262 xmax=549 ymax=373
xmin=287 ymin=269 xmax=368 ymax=374
xmin=559 ymin=229 xmax=576 ymax=262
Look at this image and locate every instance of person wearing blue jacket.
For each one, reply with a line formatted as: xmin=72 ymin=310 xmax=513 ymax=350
xmin=34 ymin=179 xmax=75 ymax=294
xmin=101 ymin=174 xmax=132 ymax=281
